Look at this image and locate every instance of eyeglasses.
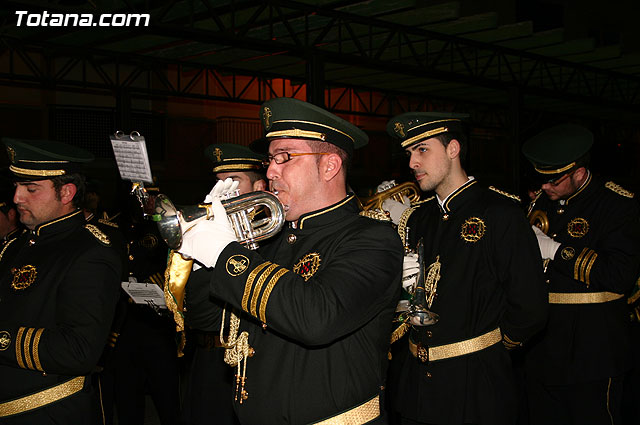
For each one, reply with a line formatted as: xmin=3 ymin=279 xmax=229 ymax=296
xmin=545 ymin=170 xmax=576 ymax=187
xmin=262 ymin=152 xmax=329 ymax=167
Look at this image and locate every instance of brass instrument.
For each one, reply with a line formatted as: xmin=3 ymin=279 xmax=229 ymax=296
xmin=153 ymin=190 xmax=285 ymax=250
xmin=529 ymin=210 xmax=549 ymax=235
xmin=361 ymin=181 xmax=421 ymax=211
xmin=397 ymin=238 xmax=440 ymax=327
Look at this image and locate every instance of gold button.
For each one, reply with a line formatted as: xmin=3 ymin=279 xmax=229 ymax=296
xmin=552 ymin=233 xmax=557 ymax=238
xmin=426 ymin=372 xmax=432 ymax=378
xmin=426 ymin=331 xmax=433 ymax=337
xmin=287 ymin=234 xmax=297 ymax=244
xmin=442 ymin=214 xmax=449 ymax=221
xmin=557 ymin=208 xmax=564 ymax=214
xmin=546 ymin=279 xmax=550 ymax=284
xmin=29 ymin=239 xmax=35 ymax=245
xmin=129 ymin=255 xmax=134 ymax=261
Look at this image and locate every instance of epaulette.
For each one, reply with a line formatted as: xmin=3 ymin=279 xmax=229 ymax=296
xmin=85 ymin=224 xmax=111 ymax=246
xmin=605 ymin=181 xmax=634 ymax=198
xmin=489 ymin=186 xmax=521 ymax=203
xmin=411 ymin=195 xmax=435 ymax=207
xmin=98 ymin=218 xmax=119 ymax=228
xmin=359 ymin=209 xmax=392 ymax=222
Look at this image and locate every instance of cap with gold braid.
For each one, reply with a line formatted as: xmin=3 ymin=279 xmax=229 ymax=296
xmin=205 ymin=143 xmax=265 ymax=174
xmin=259 ymin=97 xmax=368 ymax=156
xmin=522 ymin=124 xmax=593 ymax=180
xmin=386 ymin=112 xmax=469 ymax=149
xmin=2 ymin=138 xmax=94 ymax=181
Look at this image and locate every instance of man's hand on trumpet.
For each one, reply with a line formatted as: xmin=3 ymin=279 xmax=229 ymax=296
xmin=376 ymin=180 xmax=411 ymax=225
xmin=179 ymin=178 xmax=237 ymax=268
xmin=204 ymin=177 xmax=240 ymax=203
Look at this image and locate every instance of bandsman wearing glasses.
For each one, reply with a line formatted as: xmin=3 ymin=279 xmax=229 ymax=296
xmin=522 ymin=124 xmax=640 ymax=424
xmin=385 ymin=112 xmax=548 ymax=425
xmin=178 ymin=97 xmax=403 ymax=424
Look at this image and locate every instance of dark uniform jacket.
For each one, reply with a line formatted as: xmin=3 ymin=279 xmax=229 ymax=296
xmin=524 ymin=174 xmax=640 ymax=385
xmin=187 ymin=195 xmax=403 ymax=425
xmin=389 ymin=179 xmax=548 ymax=424
xmin=0 ymin=210 xmax=122 ymax=423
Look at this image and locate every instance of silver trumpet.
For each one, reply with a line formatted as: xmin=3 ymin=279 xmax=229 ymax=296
xmin=153 ymin=191 xmax=285 ymax=250
xmin=397 ymin=238 xmax=440 ymax=326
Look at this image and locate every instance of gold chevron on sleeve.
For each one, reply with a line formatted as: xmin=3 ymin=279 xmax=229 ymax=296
xmin=242 ymin=261 xmax=271 ymax=311
xmin=15 ymin=327 xmax=25 ymax=369
xmin=23 ymin=328 xmax=35 ymax=370
xmin=259 ymin=268 xmax=289 ymax=323
xmin=249 ymin=264 xmax=279 ymax=316
xmin=32 ymin=328 xmax=44 ymax=372
xmin=573 ymin=248 xmax=589 ymax=281
xmin=584 ymin=251 xmax=598 ymax=287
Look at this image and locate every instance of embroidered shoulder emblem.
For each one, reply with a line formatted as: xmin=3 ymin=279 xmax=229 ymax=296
xmin=359 ymin=209 xmax=392 ymax=222
xmin=85 ymin=224 xmax=111 ymax=246
xmin=460 ymin=217 xmax=486 ymax=243
xmin=605 ymin=181 xmax=634 ymax=198
xmin=567 ymin=217 xmax=589 ymax=238
xmin=226 ymin=255 xmax=249 ymax=276
xmin=0 ymin=331 xmax=11 ymax=351
xmin=293 ymin=252 xmax=321 ymax=281
xmin=11 ymin=265 xmax=37 ymax=290
xmin=489 ymin=186 xmax=521 ymax=203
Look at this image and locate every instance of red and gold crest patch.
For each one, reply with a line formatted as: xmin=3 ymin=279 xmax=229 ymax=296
xmin=293 ymin=253 xmax=321 ymax=281
xmin=567 ymin=217 xmax=589 ymax=238
xmin=11 ymin=265 xmax=37 ymax=290
xmin=460 ymin=217 xmax=486 ymax=243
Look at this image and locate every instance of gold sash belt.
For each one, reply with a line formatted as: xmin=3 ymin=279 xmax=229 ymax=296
xmin=409 ymin=328 xmax=502 ymax=363
xmin=312 ymin=394 xmax=380 ymax=425
xmin=0 ymin=376 xmax=85 ymax=418
xmin=549 ymin=291 xmax=624 ymax=304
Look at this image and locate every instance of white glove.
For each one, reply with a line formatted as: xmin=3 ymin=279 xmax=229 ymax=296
xmin=402 ymin=253 xmax=420 ymax=290
xmin=531 ymin=225 xmax=561 ymax=260
xmin=382 ymin=198 xmax=410 ymax=225
xmin=204 ymin=178 xmax=240 ymax=203
xmin=376 ymin=180 xmax=395 ymax=193
xmin=178 ymin=197 xmax=237 ymax=268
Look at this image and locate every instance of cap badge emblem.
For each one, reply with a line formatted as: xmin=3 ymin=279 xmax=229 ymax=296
xmin=11 ymin=264 xmax=37 ymax=290
xmin=226 ymin=254 xmax=249 ymax=276
xmin=214 ymin=147 xmax=223 ymax=162
xmin=6 ymin=147 xmax=15 ymax=164
xmin=460 ymin=217 xmax=486 ymax=243
xmin=567 ymin=217 xmax=589 ymax=238
xmin=394 ymin=122 xmax=406 ymax=138
xmin=293 ymin=252 xmax=321 ymax=281
xmin=263 ymin=107 xmax=273 ymax=129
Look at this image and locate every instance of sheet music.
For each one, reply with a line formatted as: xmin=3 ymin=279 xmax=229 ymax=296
xmin=110 ymin=132 xmax=153 ymax=184
xmin=121 ymin=281 xmax=167 ymax=309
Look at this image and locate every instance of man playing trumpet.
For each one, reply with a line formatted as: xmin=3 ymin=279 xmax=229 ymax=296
xmin=179 ymin=98 xmax=403 ymax=424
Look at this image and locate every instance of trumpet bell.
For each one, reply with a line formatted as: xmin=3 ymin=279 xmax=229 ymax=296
xmin=153 ymin=191 xmax=285 ymax=250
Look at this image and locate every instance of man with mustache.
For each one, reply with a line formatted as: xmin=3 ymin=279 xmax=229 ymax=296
xmin=178 ymin=97 xmax=403 ymax=424
xmin=521 ymin=124 xmax=640 ymax=425
xmin=384 ymin=112 xmax=548 ymax=424
xmin=0 ymin=138 xmax=122 ymax=424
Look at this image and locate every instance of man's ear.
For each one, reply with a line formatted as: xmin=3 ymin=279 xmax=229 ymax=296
xmin=253 ymin=179 xmax=267 ymax=192
xmin=573 ymin=167 xmax=588 ymax=181
xmin=322 ymin=154 xmax=342 ymax=181
xmin=59 ymin=183 xmax=77 ymax=206
xmin=446 ymin=139 xmax=461 ymax=160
